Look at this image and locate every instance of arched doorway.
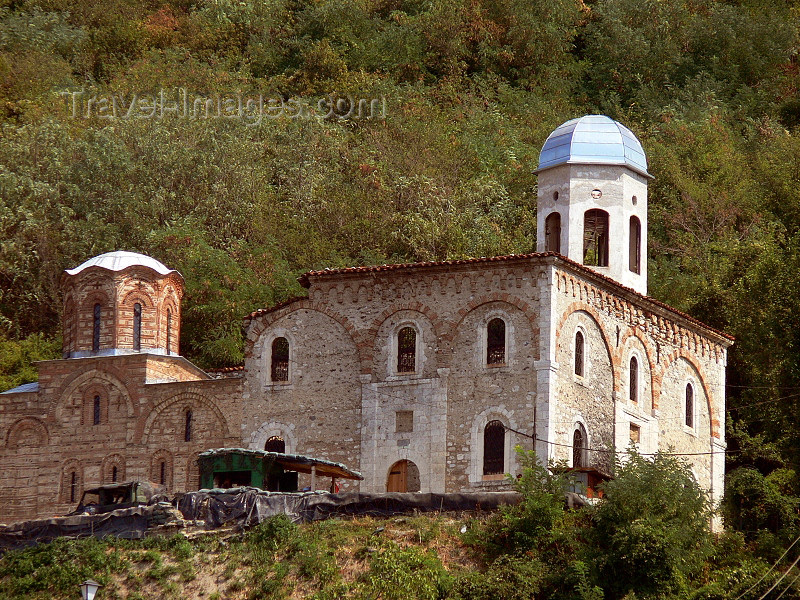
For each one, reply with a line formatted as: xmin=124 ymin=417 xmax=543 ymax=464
xmin=265 ymin=436 xmax=285 ymax=453
xmin=386 ymin=460 xmax=421 ymax=493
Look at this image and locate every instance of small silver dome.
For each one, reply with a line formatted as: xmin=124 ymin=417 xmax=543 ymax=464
xmin=537 ymin=115 xmax=651 ymax=178
xmin=65 ymin=251 xmax=177 ymax=276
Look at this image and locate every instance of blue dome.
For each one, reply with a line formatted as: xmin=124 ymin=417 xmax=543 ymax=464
xmin=536 ymin=115 xmax=651 ymax=178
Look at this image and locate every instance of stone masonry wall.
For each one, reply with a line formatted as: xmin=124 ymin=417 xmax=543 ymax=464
xmin=244 ymin=260 xmax=548 ymax=494
xmin=548 ymin=264 xmax=730 ymax=503
xmin=0 ymin=355 xmax=240 ymax=523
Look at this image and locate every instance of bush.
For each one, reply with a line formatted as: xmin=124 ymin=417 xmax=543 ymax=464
xmin=448 ymin=554 xmax=545 ymax=600
xmin=474 ymin=449 xmax=573 ymax=556
xmin=359 ymin=541 xmax=451 ymax=600
xmin=591 ymin=451 xmax=714 ymax=599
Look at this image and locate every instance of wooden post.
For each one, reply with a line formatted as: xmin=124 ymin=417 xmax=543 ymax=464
xmin=310 ymin=465 xmax=316 ymax=491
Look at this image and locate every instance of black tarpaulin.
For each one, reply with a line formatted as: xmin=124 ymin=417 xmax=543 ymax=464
xmin=0 ymin=505 xmax=153 ymax=552
xmin=178 ymin=489 xmax=522 ymax=527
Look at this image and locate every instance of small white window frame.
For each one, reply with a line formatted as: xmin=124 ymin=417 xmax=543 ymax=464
xmin=572 ymin=325 xmax=589 ymax=382
xmin=628 ymin=352 xmax=641 ymax=405
xmin=481 ymin=310 xmax=513 ymax=370
xmin=263 ymin=329 xmax=295 ymax=388
xmin=683 ymin=379 xmax=698 ymax=435
xmin=571 ymin=417 xmax=590 ymax=468
xmin=391 ymin=321 xmax=422 ymax=377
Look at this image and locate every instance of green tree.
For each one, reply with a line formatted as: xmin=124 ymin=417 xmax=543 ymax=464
xmin=591 ymin=451 xmax=714 ymax=599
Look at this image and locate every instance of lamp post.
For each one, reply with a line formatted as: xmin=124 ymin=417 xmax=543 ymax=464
xmin=80 ymin=579 xmax=101 ymax=600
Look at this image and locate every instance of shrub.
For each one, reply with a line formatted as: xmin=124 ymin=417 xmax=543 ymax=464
xmin=473 ymin=449 xmax=573 ymax=556
xmin=591 ymin=451 xmax=714 ymax=599
xmin=448 ymin=554 xmax=545 ymax=600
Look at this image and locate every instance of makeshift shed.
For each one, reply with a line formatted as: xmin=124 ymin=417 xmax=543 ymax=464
xmin=196 ymin=448 xmax=363 ymax=492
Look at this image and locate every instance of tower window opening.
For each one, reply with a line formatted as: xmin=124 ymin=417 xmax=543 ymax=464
xmin=166 ymin=309 xmax=172 ymax=355
xmin=93 ymin=395 xmax=101 ymax=425
xmin=271 ymin=337 xmax=290 ymax=382
xmin=629 ymin=216 xmax=642 ymax=274
xmin=545 ymin=212 xmax=561 ymax=253
xmin=583 ymin=209 xmax=609 ymax=267
xmin=685 ymin=384 xmax=694 ymax=428
xmin=487 ymin=318 xmax=506 ymax=365
xmin=112 ymin=466 xmax=118 ymax=482
xmin=92 ymin=303 xmax=101 ymax=352
xmin=397 ymin=327 xmax=417 ymax=373
xmin=133 ymin=302 xmax=142 ymax=351
xmin=629 ymin=357 xmax=639 ymax=403
xmin=160 ymin=461 xmax=166 ymax=485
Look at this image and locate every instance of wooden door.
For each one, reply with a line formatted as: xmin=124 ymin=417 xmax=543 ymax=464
xmin=387 ymin=460 xmax=407 ymax=492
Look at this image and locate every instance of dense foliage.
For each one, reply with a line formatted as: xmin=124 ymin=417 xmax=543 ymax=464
xmin=1 ymin=0 xmax=800 ymax=545
xmin=4 ymin=452 xmax=790 ymax=599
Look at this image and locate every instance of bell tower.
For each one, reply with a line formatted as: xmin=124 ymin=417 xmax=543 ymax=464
xmin=535 ymin=115 xmax=652 ymax=295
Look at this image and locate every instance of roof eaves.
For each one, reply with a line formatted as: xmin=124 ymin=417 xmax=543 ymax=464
xmin=294 ymin=252 xmax=733 ymax=344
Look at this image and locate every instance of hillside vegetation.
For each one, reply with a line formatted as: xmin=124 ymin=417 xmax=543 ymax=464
xmin=1 ymin=0 xmax=800 ymax=555
xmin=0 ymin=452 xmax=797 ymax=600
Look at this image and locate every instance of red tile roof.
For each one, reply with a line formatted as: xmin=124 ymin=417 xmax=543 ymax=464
xmin=247 ymin=253 xmax=733 ymax=343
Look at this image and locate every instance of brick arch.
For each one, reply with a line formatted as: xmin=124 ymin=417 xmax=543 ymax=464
xmin=5 ymin=417 xmax=49 ymax=448
xmin=364 ymin=301 xmax=446 ymax=348
xmin=618 ymin=327 xmax=659 ymax=410
xmin=150 ymin=449 xmax=174 ymax=487
xmin=451 ymin=294 xmax=538 ymax=341
xmin=50 ymin=367 xmax=138 ymax=423
xmin=83 ymin=289 xmax=111 ymax=310
xmin=80 ymin=383 xmax=109 ymax=426
xmin=554 ymin=302 xmax=617 ymax=391
xmin=658 ymin=350 xmax=719 ymax=439
xmin=158 ymin=274 xmax=185 ymax=301
xmin=137 ymin=391 xmax=230 ymax=444
xmin=120 ymin=288 xmax=156 ymax=308
xmin=365 ymin=303 xmax=445 ymax=376
xmin=245 ymin=300 xmax=364 ymax=371
xmin=60 ymin=458 xmax=83 ymax=503
xmin=248 ymin=421 xmax=297 ymax=454
xmin=101 ymin=454 xmax=126 ymax=483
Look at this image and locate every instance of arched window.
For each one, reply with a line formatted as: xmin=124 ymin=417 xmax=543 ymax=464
xmin=574 ymin=331 xmax=584 ymax=376
xmin=685 ymin=383 xmax=694 ymax=428
xmin=573 ymin=425 xmax=587 ymax=468
xmin=487 ymin=318 xmax=506 ymax=365
xmin=545 ymin=212 xmax=561 ymax=253
xmin=184 ymin=410 xmax=193 ymax=442
xmin=265 ymin=436 xmax=285 ymax=453
xmin=92 ymin=303 xmax=101 ymax=352
xmin=93 ymin=395 xmax=101 ymax=425
xmin=112 ymin=466 xmax=118 ymax=482
xmin=629 ymin=357 xmax=639 ymax=403
xmin=166 ymin=309 xmax=172 ymax=355
xmin=70 ymin=471 xmax=78 ymax=503
xmin=133 ymin=302 xmax=142 ymax=351
xmin=629 ymin=216 xmax=641 ymax=274
xmin=397 ymin=327 xmax=416 ymax=373
xmin=583 ymin=209 xmax=609 ymax=267
xmin=159 ymin=461 xmax=166 ymax=485
xmin=271 ymin=337 xmax=289 ymax=382
xmin=483 ymin=420 xmax=505 ymax=475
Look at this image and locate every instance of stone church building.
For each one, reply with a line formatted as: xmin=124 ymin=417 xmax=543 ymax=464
xmin=0 ymin=116 xmax=732 ymax=523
